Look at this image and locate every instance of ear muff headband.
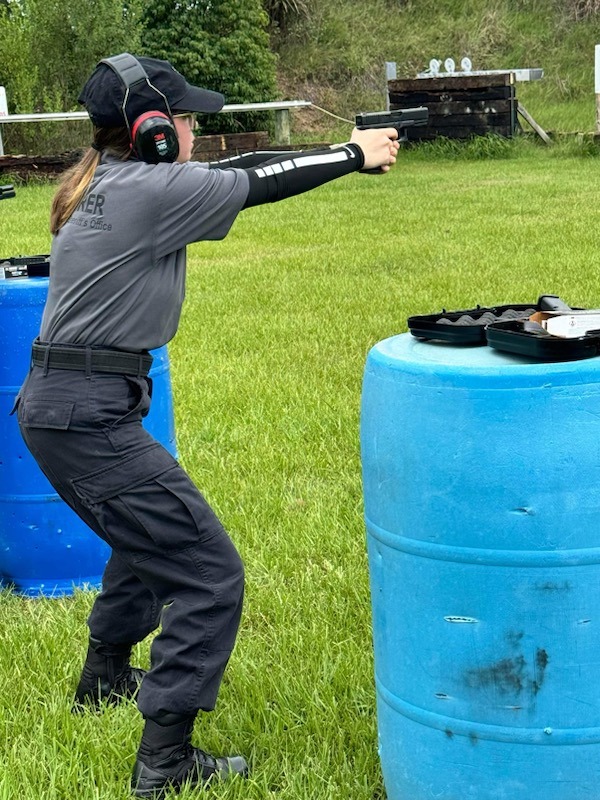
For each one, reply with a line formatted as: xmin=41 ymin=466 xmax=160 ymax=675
xmin=99 ymin=53 xmax=179 ymax=163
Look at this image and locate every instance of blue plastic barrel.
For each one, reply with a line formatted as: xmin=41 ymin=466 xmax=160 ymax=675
xmin=361 ymin=333 xmax=600 ymax=800
xmin=0 ymin=274 xmax=177 ymax=596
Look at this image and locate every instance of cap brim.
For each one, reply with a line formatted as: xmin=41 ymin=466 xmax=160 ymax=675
xmin=173 ymin=84 xmax=225 ymax=114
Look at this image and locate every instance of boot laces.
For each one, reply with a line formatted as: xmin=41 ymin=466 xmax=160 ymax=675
xmin=114 ymin=666 xmax=145 ymax=694
xmin=182 ymin=744 xmax=219 ymax=772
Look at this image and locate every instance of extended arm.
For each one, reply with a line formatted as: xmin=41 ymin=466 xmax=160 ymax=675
xmin=208 ymin=128 xmax=399 ymax=209
xmin=241 ymin=144 xmax=365 ymax=208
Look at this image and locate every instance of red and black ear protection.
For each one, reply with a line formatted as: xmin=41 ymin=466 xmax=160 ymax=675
xmin=100 ymin=53 xmax=179 ymax=164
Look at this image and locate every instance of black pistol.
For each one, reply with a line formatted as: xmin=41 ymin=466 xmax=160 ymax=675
xmin=355 ymin=107 xmax=428 ymax=141
xmin=355 ymin=107 xmax=428 ymax=173
xmin=0 ymin=184 xmax=16 ymax=200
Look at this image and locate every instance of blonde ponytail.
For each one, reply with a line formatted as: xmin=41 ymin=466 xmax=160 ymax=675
xmin=50 ymin=149 xmax=101 ymax=235
xmin=50 ymin=126 xmax=131 ymax=235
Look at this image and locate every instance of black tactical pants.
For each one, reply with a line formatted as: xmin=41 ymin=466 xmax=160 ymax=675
xmin=16 ymin=364 xmax=244 ymax=718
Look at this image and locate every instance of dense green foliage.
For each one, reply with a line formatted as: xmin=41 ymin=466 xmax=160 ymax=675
xmin=139 ymin=0 xmax=277 ymax=134
xmin=0 ymin=0 xmax=142 ymax=152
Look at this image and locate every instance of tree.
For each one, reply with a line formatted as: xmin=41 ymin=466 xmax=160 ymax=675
xmin=140 ymin=0 xmax=278 ymax=134
xmin=0 ymin=3 xmax=37 ymax=114
xmin=24 ymin=0 xmax=143 ymax=111
xmin=0 ymin=0 xmax=143 ymax=152
xmin=0 ymin=0 xmax=142 ymax=113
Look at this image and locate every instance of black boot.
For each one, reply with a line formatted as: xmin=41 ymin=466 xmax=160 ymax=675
xmin=131 ymin=712 xmax=249 ymax=798
xmin=73 ymin=636 xmax=146 ymax=711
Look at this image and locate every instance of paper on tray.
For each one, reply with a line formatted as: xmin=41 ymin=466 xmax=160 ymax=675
xmin=529 ymin=310 xmax=600 ymax=338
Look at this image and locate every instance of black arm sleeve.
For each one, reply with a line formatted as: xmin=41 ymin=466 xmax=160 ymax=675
xmin=239 ymin=144 xmax=365 ymax=208
xmin=208 ymin=151 xmax=299 ymax=170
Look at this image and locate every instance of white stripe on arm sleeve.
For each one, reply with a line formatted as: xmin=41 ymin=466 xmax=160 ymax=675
xmin=208 ymin=150 xmax=299 ymax=170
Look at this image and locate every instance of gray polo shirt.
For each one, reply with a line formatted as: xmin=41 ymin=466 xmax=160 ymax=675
xmin=40 ymin=154 xmax=249 ymax=352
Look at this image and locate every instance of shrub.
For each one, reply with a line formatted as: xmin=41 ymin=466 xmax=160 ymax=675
xmin=140 ymin=0 xmax=278 ymax=134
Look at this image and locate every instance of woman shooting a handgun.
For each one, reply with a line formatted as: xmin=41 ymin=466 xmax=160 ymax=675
xmin=15 ymin=53 xmax=399 ymax=797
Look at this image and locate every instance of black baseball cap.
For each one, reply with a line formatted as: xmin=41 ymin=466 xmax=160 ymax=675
xmin=78 ymin=54 xmax=225 ymax=128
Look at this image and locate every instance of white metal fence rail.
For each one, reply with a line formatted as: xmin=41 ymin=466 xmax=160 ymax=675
xmin=0 ymin=100 xmax=312 ymax=155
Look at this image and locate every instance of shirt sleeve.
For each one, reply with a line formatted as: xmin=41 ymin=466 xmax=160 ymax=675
xmin=154 ymin=161 xmax=250 ymax=258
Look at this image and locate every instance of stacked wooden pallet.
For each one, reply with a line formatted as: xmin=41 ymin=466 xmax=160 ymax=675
xmin=388 ymin=73 xmax=518 ymax=140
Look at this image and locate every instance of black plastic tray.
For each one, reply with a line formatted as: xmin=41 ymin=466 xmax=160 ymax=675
xmin=486 ymin=320 xmax=600 ymax=361
xmin=0 ymin=255 xmax=50 ymax=279
xmin=408 ymin=304 xmax=538 ymax=344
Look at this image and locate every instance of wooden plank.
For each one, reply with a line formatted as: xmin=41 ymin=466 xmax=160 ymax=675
xmin=517 ymin=102 xmax=551 ymax=144
xmin=396 ymin=99 xmax=513 ymax=117
xmin=389 ymin=87 xmax=514 ymax=105
xmin=510 ymin=96 xmax=518 ymax=131
xmin=253 ymin=142 xmax=331 ymax=152
xmin=192 ymin=131 xmax=269 ymax=157
xmin=0 ymin=151 xmax=81 ymax=177
xmin=427 ymin=113 xmax=512 ymax=127
xmin=406 ymin=125 xmax=513 ymax=140
xmin=389 ymin=73 xmax=513 ymax=92
xmin=389 ymin=88 xmax=513 ymax=104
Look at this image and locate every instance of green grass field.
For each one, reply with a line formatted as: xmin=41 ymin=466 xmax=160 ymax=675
xmin=2 ymin=141 xmax=600 ymax=799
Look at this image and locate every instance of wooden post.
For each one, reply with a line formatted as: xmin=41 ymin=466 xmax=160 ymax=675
xmin=596 ymin=45 xmax=600 ymax=134
xmin=517 ymin=103 xmax=552 ymax=145
xmin=0 ymin=87 xmax=7 ymax=157
xmin=385 ymin=62 xmax=397 ymax=111
xmin=274 ymin=108 xmax=290 ymax=145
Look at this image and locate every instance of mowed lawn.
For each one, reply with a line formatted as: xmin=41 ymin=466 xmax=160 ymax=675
xmin=1 ymin=143 xmax=600 ymax=799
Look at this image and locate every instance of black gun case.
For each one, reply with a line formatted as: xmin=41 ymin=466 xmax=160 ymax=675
xmin=407 ymin=296 xmax=600 ymax=361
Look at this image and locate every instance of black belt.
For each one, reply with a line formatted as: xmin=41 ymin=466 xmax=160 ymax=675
xmin=31 ymin=340 xmax=153 ymax=377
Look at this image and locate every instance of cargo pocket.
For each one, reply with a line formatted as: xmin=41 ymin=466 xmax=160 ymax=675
xmin=106 ymin=466 xmax=223 ymax=554
xmin=70 ymin=443 xmax=212 ymax=557
xmin=19 ymin=398 xmax=75 ymax=429
xmin=149 ymin=467 xmax=225 ymax=548
xmin=72 ymin=442 xmax=177 ymax=504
